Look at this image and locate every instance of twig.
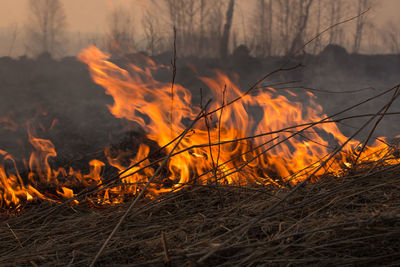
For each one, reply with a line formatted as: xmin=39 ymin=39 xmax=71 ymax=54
xmin=205 ymin=64 xmax=303 ymax=117
xmin=258 ymin=85 xmax=376 ymax=94
xmin=203 ymin=103 xmax=217 ymax=183
xmin=196 ymin=87 xmax=399 ymax=263
xmin=293 ymin=8 xmax=371 ymax=57
xmin=197 ymin=84 xmax=400 ymax=191
xmin=216 ymin=85 xmax=226 ymax=179
xmin=6 ymin=223 xmax=23 ymax=248
xmin=170 ymin=26 xmax=177 ymax=138
xmin=89 ymin=100 xmax=212 ymax=267
xmin=353 ymin=85 xmax=400 ymax=166
xmin=202 ymin=85 xmax=224 ymax=203
xmin=6 ymin=223 xmax=38 ymax=267
xmin=161 ymin=231 xmax=170 ymax=266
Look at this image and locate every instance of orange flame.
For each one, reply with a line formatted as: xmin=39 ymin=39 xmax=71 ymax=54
xmin=77 ymin=46 xmax=398 ymax=190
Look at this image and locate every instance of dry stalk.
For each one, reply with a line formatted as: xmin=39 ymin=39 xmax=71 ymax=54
xmin=196 ymin=87 xmax=400 ymax=263
xmin=170 ymin=26 xmax=177 ymax=138
xmin=89 ymin=99 xmax=212 ymax=267
xmin=161 ymin=231 xmax=170 ymax=266
xmin=6 ymin=223 xmax=37 ymax=267
xmin=353 ymin=85 xmax=400 ymax=166
xmin=216 ymin=85 xmax=226 ymax=180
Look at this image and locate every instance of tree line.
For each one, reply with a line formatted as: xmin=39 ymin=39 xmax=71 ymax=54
xmin=3 ymin=0 xmax=400 ymax=58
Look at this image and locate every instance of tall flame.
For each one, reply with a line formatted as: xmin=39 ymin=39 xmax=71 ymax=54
xmin=77 ymin=46 xmax=397 ymax=189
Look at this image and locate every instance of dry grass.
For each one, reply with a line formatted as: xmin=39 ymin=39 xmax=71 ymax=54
xmin=1 ymin=161 xmax=400 ymax=266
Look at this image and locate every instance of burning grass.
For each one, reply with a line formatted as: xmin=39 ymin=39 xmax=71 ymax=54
xmin=1 ymin=162 xmax=400 ymax=266
xmin=1 ymin=45 xmax=400 ymax=265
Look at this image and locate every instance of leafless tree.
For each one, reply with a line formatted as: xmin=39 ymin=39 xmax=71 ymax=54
xmin=106 ymin=6 xmax=135 ymax=55
xmin=164 ymin=0 xmax=203 ymax=56
xmin=274 ymin=0 xmax=314 ymax=56
xmin=143 ymin=0 xmax=226 ymax=57
xmin=204 ymin=1 xmax=226 ymax=56
xmin=310 ymin=0 xmax=322 ymax=54
xmin=220 ymin=0 xmax=235 ymax=59
xmin=327 ymin=0 xmax=344 ymax=45
xmin=25 ymin=0 xmax=67 ymax=57
xmin=163 ymin=0 xmax=195 ymax=55
xmin=381 ymin=20 xmax=400 ymax=54
xmin=142 ymin=10 xmax=165 ymax=55
xmin=248 ymin=0 xmax=381 ymax=56
xmin=252 ymin=0 xmax=273 ymax=57
xmin=287 ymin=0 xmax=314 ymax=56
xmin=199 ymin=0 xmax=206 ymax=53
xmin=5 ymin=23 xmax=19 ymax=57
xmin=352 ymin=0 xmax=373 ymax=53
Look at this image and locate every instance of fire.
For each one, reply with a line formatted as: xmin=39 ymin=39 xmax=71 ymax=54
xmin=0 ymin=45 xmax=398 ymax=209
xmin=77 ymin=46 xmax=397 ymax=187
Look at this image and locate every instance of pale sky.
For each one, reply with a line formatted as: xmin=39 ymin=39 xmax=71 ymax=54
xmin=0 ymin=0 xmax=147 ymax=33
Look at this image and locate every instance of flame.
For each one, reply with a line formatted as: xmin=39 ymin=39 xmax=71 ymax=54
xmin=0 ymin=124 xmax=106 ymax=209
xmin=57 ymin=187 xmax=79 ymax=204
xmin=0 ymin=45 xmax=398 ymax=209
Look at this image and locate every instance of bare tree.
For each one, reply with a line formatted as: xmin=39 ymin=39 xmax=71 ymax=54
xmin=275 ymin=0 xmax=314 ymax=56
xmin=106 ymin=6 xmax=135 ymax=55
xmin=143 ymin=0 xmax=226 ymax=57
xmin=5 ymin=23 xmax=19 ymax=57
xmin=220 ymin=0 xmax=235 ymax=59
xmin=276 ymin=0 xmax=291 ymax=54
xmin=310 ymin=0 xmax=322 ymax=54
xmin=352 ymin=0 xmax=373 ymax=53
xmin=287 ymin=0 xmax=314 ymax=56
xmin=327 ymin=0 xmax=344 ymax=44
xmin=25 ymin=0 xmax=67 ymax=57
xmin=163 ymin=0 xmax=205 ymax=56
xmin=142 ymin=10 xmax=165 ymax=55
xmin=199 ymin=0 xmax=206 ymax=53
xmin=251 ymin=0 xmax=355 ymax=56
xmin=204 ymin=1 xmax=226 ymax=57
xmin=381 ymin=20 xmax=400 ymax=54
xmin=252 ymin=0 xmax=273 ymax=57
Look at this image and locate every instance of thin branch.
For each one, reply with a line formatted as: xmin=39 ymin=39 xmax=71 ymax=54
xmin=216 ymin=85 xmax=226 ymax=177
xmin=196 ymin=86 xmax=400 ymax=263
xmin=89 ymin=99 xmax=212 ymax=267
xmin=353 ymin=85 xmax=400 ymax=166
xmin=170 ymin=26 xmax=177 ymax=138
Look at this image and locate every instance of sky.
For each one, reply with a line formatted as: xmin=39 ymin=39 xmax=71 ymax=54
xmin=0 ymin=0 xmax=399 ymax=56
xmin=0 ymin=0 xmax=145 ymax=34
